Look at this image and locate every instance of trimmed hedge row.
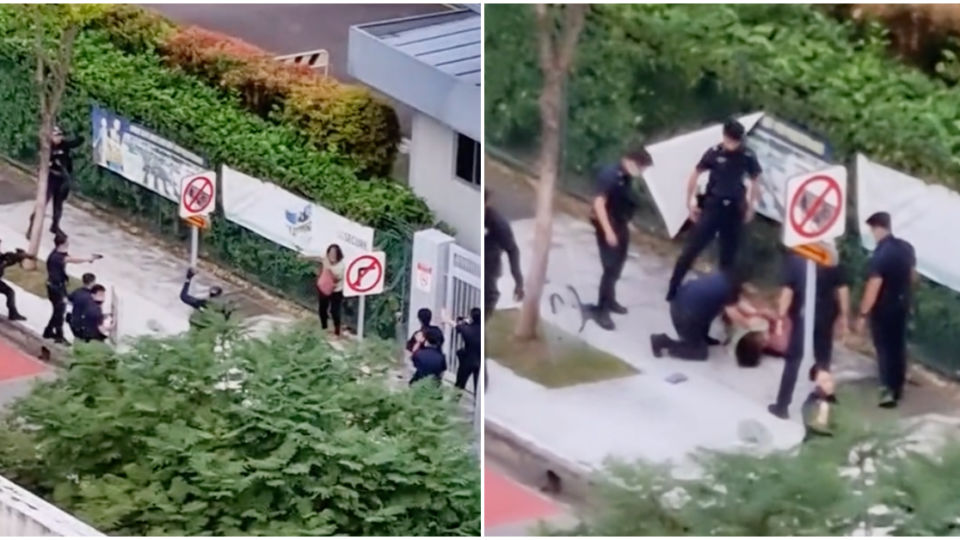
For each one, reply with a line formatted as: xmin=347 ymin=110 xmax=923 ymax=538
xmin=485 ymin=4 xmax=960 ymax=372
xmin=0 ymin=8 xmax=431 ymax=338
xmin=93 ymin=5 xmax=399 ymax=177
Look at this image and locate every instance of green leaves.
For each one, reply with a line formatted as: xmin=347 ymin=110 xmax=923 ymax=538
xmin=0 ymin=322 xmax=479 ymax=535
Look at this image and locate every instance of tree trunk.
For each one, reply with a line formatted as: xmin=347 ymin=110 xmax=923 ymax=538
xmin=26 ymin=115 xmax=54 ymax=268
xmin=514 ymin=5 xmax=587 ymax=340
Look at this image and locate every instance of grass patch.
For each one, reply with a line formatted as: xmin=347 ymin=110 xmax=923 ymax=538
xmin=486 ymin=308 xmax=639 ymax=388
xmin=3 ymin=260 xmax=82 ymax=298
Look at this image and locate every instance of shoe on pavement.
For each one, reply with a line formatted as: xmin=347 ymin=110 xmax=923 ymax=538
xmin=8 ymin=312 xmax=26 ymax=322
xmin=42 ymin=328 xmax=55 ymax=339
xmin=650 ymin=334 xmax=667 ymax=358
xmin=53 ymin=337 xmax=71 ymax=346
xmin=705 ymin=335 xmax=721 ymax=346
xmin=610 ymin=301 xmax=628 ymax=315
xmin=594 ymin=309 xmax=615 ymax=331
xmin=767 ymin=404 xmax=789 ymax=420
xmin=879 ymin=388 xmax=897 ymax=408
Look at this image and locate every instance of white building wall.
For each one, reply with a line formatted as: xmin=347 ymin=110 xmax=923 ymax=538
xmin=409 ymin=113 xmax=481 ymax=253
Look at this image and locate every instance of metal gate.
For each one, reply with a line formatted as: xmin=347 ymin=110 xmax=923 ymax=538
xmin=443 ymin=243 xmax=482 ymax=394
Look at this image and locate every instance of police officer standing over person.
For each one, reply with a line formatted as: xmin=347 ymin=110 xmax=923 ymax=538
xmin=67 ymin=273 xmax=97 ymax=337
xmin=666 ymin=119 xmax=763 ymax=301
xmin=43 ymin=233 xmax=101 ymax=345
xmin=76 ymin=284 xmax=112 ymax=343
xmin=589 ymin=148 xmax=653 ymax=330
xmin=28 ymin=126 xmax=84 ymax=239
xmin=768 ymin=246 xmax=850 ymax=420
xmin=0 ymin=237 xmax=35 ymax=321
xmin=855 ymin=212 xmax=916 ymax=408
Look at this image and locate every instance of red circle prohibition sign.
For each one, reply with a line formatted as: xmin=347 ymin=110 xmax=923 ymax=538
xmin=347 ymin=255 xmax=383 ymax=294
xmin=182 ymin=176 xmax=214 ymax=213
xmin=788 ymin=174 xmax=842 ymax=240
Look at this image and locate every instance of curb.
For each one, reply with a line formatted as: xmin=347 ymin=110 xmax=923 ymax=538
xmin=484 ymin=417 xmax=594 ymax=505
xmin=0 ymin=318 xmax=68 ymax=369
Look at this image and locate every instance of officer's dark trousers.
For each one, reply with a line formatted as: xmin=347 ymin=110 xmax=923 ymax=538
xmin=593 ymin=219 xmax=629 ymax=313
xmin=44 ymin=285 xmax=67 ymax=339
xmin=455 ymin=355 xmax=480 ymax=393
xmin=483 ymin=267 xmax=499 ymax=394
xmin=28 ymin=178 xmax=69 ymax=236
xmin=871 ymin=309 xmax=908 ymax=399
xmin=668 ymin=197 xmax=743 ymax=297
xmin=661 ymin=301 xmax=710 ymax=360
xmin=776 ymin=315 xmax=834 ymax=409
xmin=0 ymin=279 xmax=17 ymax=316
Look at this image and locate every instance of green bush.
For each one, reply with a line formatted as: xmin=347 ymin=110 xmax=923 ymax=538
xmin=0 ymin=8 xmax=433 ymax=338
xmin=0 ymin=323 xmax=480 ymax=535
xmin=484 ymin=4 xmax=960 ymax=374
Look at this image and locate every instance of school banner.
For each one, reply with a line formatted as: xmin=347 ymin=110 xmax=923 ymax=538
xmin=856 ymin=154 xmax=960 ymax=293
xmin=221 ymin=165 xmax=375 ymax=260
xmin=91 ymin=105 xmax=207 ymax=202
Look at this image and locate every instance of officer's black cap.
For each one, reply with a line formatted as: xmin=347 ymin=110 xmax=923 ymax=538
xmin=722 ymin=119 xmax=746 ymax=142
xmin=865 ymin=211 xmax=891 ymax=230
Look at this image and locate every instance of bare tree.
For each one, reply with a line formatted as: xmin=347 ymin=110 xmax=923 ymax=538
xmin=514 ymin=4 xmax=587 ymax=339
xmin=7 ymin=6 xmax=97 ymax=269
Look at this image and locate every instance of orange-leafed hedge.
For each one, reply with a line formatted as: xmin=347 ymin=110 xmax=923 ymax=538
xmin=95 ymin=5 xmax=400 ymax=177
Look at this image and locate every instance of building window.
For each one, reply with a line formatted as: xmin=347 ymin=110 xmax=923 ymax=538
xmin=455 ymin=133 xmax=481 ymax=187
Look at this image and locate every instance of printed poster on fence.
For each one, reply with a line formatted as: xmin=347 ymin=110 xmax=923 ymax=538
xmin=91 ymin=105 xmax=207 ymax=202
xmin=221 ymin=165 xmax=375 ymax=260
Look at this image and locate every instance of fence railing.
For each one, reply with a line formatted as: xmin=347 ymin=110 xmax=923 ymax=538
xmin=0 ymin=474 xmax=103 ymax=536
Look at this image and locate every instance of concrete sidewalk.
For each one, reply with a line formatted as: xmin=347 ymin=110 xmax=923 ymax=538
xmin=487 ymin=213 xmax=960 ymax=476
xmin=0 ymin=164 xmax=298 ymax=351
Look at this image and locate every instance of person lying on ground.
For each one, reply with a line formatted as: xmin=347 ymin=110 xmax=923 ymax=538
xmin=802 ymin=364 xmax=838 ymax=443
xmin=180 ymin=267 xmax=231 ymax=329
xmin=410 ymin=326 xmax=447 ymax=387
xmin=721 ymin=283 xmax=791 ymax=358
xmin=0 ymin=238 xmax=35 ymax=321
xmin=650 ymin=268 xmax=768 ymax=366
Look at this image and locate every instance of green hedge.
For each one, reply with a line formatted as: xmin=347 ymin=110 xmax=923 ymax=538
xmin=0 ymin=323 xmax=480 ymax=535
xmin=0 ymin=11 xmax=434 ymax=339
xmin=485 ymin=4 xmax=960 ymax=374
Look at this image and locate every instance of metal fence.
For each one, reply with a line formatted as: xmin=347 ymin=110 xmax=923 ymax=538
xmin=442 ymin=242 xmax=482 ymax=391
xmin=0 ymin=474 xmax=103 ymax=536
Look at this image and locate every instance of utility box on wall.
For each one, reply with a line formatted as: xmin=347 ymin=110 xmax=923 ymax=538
xmin=407 ymin=228 xmax=454 ymax=339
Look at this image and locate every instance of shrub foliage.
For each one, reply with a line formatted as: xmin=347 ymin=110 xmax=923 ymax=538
xmin=0 ymin=323 xmax=480 ymax=535
xmin=484 ymin=4 xmax=960 ymax=373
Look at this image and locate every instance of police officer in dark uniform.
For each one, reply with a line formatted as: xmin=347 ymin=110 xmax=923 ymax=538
xmin=855 ymin=212 xmax=916 ymax=408
xmin=67 ymin=273 xmax=97 ymax=337
xmin=589 ymin=148 xmax=653 ymax=330
xmin=180 ymin=267 xmax=231 ymax=330
xmin=410 ymin=326 xmax=447 ymax=386
xmin=28 ymin=126 xmax=84 ymax=239
xmin=0 ymin=238 xmax=34 ymax=321
xmin=453 ymin=307 xmax=482 ymax=393
xmin=484 ymin=190 xmax=524 ymax=318
xmin=768 ymin=248 xmax=850 ymax=420
xmin=77 ymin=284 xmax=111 ymax=343
xmin=43 ymin=233 xmax=101 ymax=345
xmin=666 ymin=120 xmax=763 ymax=301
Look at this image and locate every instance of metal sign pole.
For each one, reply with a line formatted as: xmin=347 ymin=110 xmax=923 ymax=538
xmin=803 ymin=258 xmax=817 ymax=365
xmin=357 ymin=295 xmax=366 ymax=340
xmin=189 ymin=225 xmax=199 ymax=268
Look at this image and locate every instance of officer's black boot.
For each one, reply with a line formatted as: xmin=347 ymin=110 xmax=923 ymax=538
xmin=609 ymin=301 xmax=628 ymax=315
xmin=650 ymin=333 xmax=669 ymax=358
xmin=593 ymin=307 xmax=615 ymax=331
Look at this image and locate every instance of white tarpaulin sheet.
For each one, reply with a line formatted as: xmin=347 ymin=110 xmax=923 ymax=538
xmin=856 ymin=154 xmax=960 ymax=292
xmin=222 ymin=166 xmax=374 ymax=259
xmin=644 ymin=113 xmax=764 ymax=237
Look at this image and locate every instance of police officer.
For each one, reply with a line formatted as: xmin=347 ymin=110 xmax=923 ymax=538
xmin=406 ymin=307 xmax=444 ymax=355
xmin=768 ymin=247 xmax=850 ymax=420
xmin=666 ymin=119 xmax=763 ymax=301
xmin=855 ymin=212 xmax=916 ymax=408
xmin=589 ymin=148 xmax=653 ymax=330
xmin=66 ymin=273 xmax=97 ymax=338
xmin=453 ymin=307 xmax=481 ymax=393
xmin=485 ymin=190 xmax=524 ymax=318
xmin=43 ymin=233 xmax=101 ymax=345
xmin=28 ymin=126 xmax=84 ymax=239
xmin=77 ymin=284 xmax=111 ymax=343
xmin=410 ymin=326 xmax=447 ymax=386
xmin=180 ymin=267 xmax=231 ymax=330
xmin=0 ymin=238 xmax=34 ymax=321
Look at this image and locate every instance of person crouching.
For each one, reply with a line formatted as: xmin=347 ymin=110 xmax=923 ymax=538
xmin=410 ymin=326 xmax=447 ymax=387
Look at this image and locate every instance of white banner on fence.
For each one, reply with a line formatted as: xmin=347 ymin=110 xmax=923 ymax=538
xmin=221 ymin=166 xmax=374 ymax=259
xmin=856 ymin=154 xmax=960 ymax=293
xmin=644 ymin=112 xmax=764 ymax=238
xmin=91 ymin=106 xmax=207 ymax=202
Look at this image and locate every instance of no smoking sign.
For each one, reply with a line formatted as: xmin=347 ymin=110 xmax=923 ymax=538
xmin=782 ymin=166 xmax=847 ymax=248
xmin=179 ymin=171 xmax=217 ymax=219
xmin=344 ymin=251 xmax=386 ymax=298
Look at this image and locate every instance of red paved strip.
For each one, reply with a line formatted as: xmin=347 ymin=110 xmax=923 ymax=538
xmin=485 ymin=466 xmax=560 ymax=528
xmin=0 ymin=336 xmax=47 ymax=381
